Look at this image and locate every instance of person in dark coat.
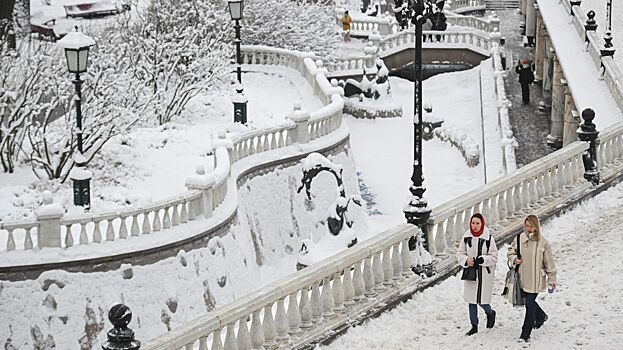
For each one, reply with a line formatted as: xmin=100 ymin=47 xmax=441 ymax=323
xmin=393 ymin=0 xmax=407 ymax=31
xmin=515 ymin=58 xmax=535 ymax=104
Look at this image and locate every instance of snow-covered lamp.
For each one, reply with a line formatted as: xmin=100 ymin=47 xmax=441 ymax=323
xmin=227 ymin=0 xmax=244 ymax=20
xmin=57 ymin=29 xmax=96 ymax=74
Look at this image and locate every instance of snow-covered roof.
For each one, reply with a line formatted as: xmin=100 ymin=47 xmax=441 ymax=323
xmin=537 ymin=0 xmax=622 ymax=128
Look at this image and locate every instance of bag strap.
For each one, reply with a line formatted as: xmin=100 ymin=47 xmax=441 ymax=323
xmin=516 ymin=234 xmax=522 ymax=259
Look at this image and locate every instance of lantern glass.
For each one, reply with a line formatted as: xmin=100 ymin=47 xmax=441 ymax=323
xmin=228 ymin=0 xmax=243 ymax=20
xmin=64 ymin=47 xmax=90 ymax=74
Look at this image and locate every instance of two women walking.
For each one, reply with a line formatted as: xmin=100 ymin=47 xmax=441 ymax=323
xmin=456 ymin=213 xmax=557 ymax=342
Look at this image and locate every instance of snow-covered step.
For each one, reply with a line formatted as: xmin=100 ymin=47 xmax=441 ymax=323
xmin=486 ymin=0 xmax=519 ymax=10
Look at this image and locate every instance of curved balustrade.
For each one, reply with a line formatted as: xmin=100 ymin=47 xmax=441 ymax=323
xmin=1 ymin=45 xmax=346 ymax=258
xmin=597 ymin=121 xmax=623 ymax=169
xmin=142 ymin=224 xmax=416 ymax=350
xmin=377 ymin=29 xmax=491 ymax=57
xmin=447 ymin=14 xmax=495 ymax=32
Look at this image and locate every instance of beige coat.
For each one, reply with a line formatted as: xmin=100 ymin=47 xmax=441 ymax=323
xmin=507 ymin=232 xmax=557 ymax=293
xmin=456 ymin=228 xmax=498 ymax=304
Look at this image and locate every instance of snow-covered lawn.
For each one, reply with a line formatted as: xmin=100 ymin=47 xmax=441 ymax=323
xmin=320 ymin=180 xmax=623 ymax=349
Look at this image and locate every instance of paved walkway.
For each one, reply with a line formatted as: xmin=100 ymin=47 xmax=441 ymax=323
xmin=486 ymin=8 xmax=554 ymax=167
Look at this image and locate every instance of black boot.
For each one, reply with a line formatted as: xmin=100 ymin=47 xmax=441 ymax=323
xmin=534 ymin=314 xmax=548 ymax=329
xmin=466 ymin=324 xmax=478 ymax=336
xmin=486 ymin=310 xmax=496 ymax=329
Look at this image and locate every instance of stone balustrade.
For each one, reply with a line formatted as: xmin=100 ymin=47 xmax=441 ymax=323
xmin=141 ymin=223 xmax=416 ymax=350
xmin=597 ymin=121 xmax=623 ymax=169
xmin=377 ymin=29 xmax=491 ymax=57
xmin=1 ymin=46 xmax=345 ymax=260
xmin=427 ymin=141 xmax=589 ymax=255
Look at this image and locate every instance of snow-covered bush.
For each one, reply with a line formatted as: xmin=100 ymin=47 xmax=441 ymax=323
xmin=242 ymin=0 xmax=340 ymax=57
xmin=124 ymin=0 xmax=230 ymax=125
xmin=433 ymin=124 xmax=480 ymax=167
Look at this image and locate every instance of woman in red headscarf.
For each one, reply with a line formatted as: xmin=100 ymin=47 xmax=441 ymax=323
xmin=456 ymin=213 xmax=499 ymax=336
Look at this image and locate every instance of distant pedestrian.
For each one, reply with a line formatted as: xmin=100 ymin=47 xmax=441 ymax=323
xmin=515 ymin=58 xmax=535 ymax=104
xmin=508 ymin=215 xmax=557 ymax=343
xmin=393 ymin=0 xmax=407 ymax=31
xmin=421 ymin=13 xmax=433 ymax=42
xmin=339 ymin=11 xmax=353 ymax=42
xmin=456 ymin=213 xmax=498 ymax=336
xmin=499 ymin=37 xmax=507 ymax=70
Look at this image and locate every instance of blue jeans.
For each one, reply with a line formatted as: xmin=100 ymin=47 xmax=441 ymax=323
xmin=522 ymin=293 xmax=547 ymax=337
xmin=469 ymin=303 xmax=493 ymax=325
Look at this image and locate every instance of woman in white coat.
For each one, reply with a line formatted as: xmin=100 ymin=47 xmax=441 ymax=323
xmin=456 ymin=213 xmax=498 ymax=336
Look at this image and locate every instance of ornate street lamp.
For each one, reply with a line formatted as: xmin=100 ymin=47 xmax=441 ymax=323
xmin=57 ymin=28 xmax=95 ymax=211
xmin=404 ymin=0 xmax=434 ymax=277
xmin=228 ymin=0 xmax=247 ymax=125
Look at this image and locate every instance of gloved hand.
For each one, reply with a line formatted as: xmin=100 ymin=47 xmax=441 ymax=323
xmin=475 ymin=256 xmax=485 ymax=265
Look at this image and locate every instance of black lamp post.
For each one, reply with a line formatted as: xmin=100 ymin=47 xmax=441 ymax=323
xmin=606 ymin=0 xmax=613 ymax=32
xmin=404 ymin=0 xmax=434 ymax=277
xmin=228 ymin=0 xmax=247 ymax=125
xmin=57 ymin=28 xmax=95 ymax=211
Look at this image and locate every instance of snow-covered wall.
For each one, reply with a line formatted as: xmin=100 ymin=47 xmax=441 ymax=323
xmin=0 ymin=142 xmax=366 ymax=350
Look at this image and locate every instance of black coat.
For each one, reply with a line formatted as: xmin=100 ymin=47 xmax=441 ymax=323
xmin=516 ymin=66 xmax=534 ymax=85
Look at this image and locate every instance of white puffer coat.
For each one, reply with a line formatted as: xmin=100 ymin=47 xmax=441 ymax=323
xmin=456 ymin=227 xmax=498 ymax=304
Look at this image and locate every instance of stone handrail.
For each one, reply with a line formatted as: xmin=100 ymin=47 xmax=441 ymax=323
xmin=426 ymin=141 xmax=589 ymax=254
xmin=547 ymin=0 xmax=623 ymax=112
xmin=142 ymin=223 xmax=416 ymax=350
xmin=1 ymin=45 xmax=345 ymax=259
xmin=449 ymin=0 xmax=487 ymax=14
xmin=596 ymin=120 xmax=623 ymax=167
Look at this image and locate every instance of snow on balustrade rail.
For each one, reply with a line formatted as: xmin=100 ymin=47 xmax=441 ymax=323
xmin=142 ymin=224 xmax=417 ymax=350
xmin=601 ymin=58 xmax=623 ymax=112
xmin=426 ymin=141 xmax=590 ymax=254
xmin=446 ymin=13 xmax=497 ymax=32
xmin=309 ymin=95 xmax=344 ymax=141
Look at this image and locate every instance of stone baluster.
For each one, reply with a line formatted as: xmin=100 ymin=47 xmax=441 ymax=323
xmin=152 ymin=209 xmax=162 ymax=232
xmin=237 ymin=316 xmax=251 ymax=350
xmin=35 ymin=191 xmax=64 ymax=249
xmin=287 ymin=292 xmax=302 ymax=336
xmin=274 ymin=298 xmax=289 ymax=344
xmin=489 ymin=196 xmax=500 ymax=227
xmin=65 ymin=224 xmax=74 ymax=247
xmin=382 ymin=247 xmax=394 ymax=285
xmin=321 ymin=276 xmax=336 ymax=319
xmin=79 ymin=221 xmax=88 ymax=244
xmin=186 ymin=343 xmax=194 ymax=350
xmin=24 ymin=227 xmax=34 ymax=250
xmin=443 ymin=215 xmax=455 ymax=250
xmin=162 ymin=207 xmax=171 ymax=229
xmin=105 ymin=218 xmax=115 ymax=241
xmin=481 ymin=198 xmax=491 ymax=225
xmin=5 ymin=228 xmax=15 ymax=251
xmin=530 ymin=176 xmax=539 ymax=207
xmin=310 ymin=282 xmax=322 ymax=324
xmin=550 ymin=165 xmax=561 ymax=196
xmin=564 ymin=158 xmax=575 ymax=188
xmin=537 ymin=173 xmax=547 ymax=204
xmin=141 ymin=212 xmax=151 ymax=234
xmin=198 ymin=335 xmax=209 ymax=350
xmin=352 ymin=261 xmax=365 ymax=301
xmin=249 ymin=310 xmax=264 ymax=350
xmin=299 ymin=287 xmax=313 ymax=328
xmin=224 ymin=323 xmax=238 ymax=350
xmin=504 ymin=187 xmax=515 ymax=219
xmin=262 ymin=303 xmax=276 ymax=348
xmin=392 ymin=243 xmax=403 ymax=281
xmin=332 ymin=272 xmax=345 ymax=313
xmin=363 ymin=256 xmax=376 ymax=296
xmin=93 ymin=220 xmax=102 ymax=242
xmin=521 ymin=180 xmax=532 ymax=212
xmin=433 ymin=221 xmax=445 ymax=254
xmin=130 ymin=214 xmax=139 ymax=236
xmin=186 ymin=165 xmax=216 ymax=219
xmin=118 ymin=216 xmax=128 ymax=239
xmin=342 ymin=267 xmax=355 ymax=306
xmin=172 ymin=204 xmax=181 ymax=226
xmin=513 ymin=184 xmax=524 ymax=215
xmin=401 ymin=238 xmax=413 ymax=275
xmin=211 ymin=329 xmax=223 ymax=350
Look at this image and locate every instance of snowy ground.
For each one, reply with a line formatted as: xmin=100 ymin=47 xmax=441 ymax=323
xmin=320 ymin=181 xmax=623 ymax=349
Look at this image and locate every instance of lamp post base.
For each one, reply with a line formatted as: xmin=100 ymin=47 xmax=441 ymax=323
xmin=404 ymin=200 xmax=434 ymax=278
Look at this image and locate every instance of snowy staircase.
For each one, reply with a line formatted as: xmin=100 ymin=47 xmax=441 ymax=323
xmin=485 ymin=0 xmax=519 ymax=10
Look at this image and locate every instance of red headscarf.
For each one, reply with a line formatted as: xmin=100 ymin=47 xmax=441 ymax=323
xmin=470 ymin=213 xmax=485 ymax=237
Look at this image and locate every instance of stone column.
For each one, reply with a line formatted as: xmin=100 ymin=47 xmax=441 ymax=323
xmin=562 ymin=81 xmax=580 ymax=147
xmin=534 ymin=8 xmax=545 ymax=84
xmin=35 ymin=191 xmax=64 ymax=249
xmin=526 ymin=0 xmax=536 ymax=46
xmin=288 ymin=103 xmax=311 ymax=144
xmin=542 ymin=40 xmax=553 ymax=102
xmin=547 ymin=52 xmax=564 ymax=149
